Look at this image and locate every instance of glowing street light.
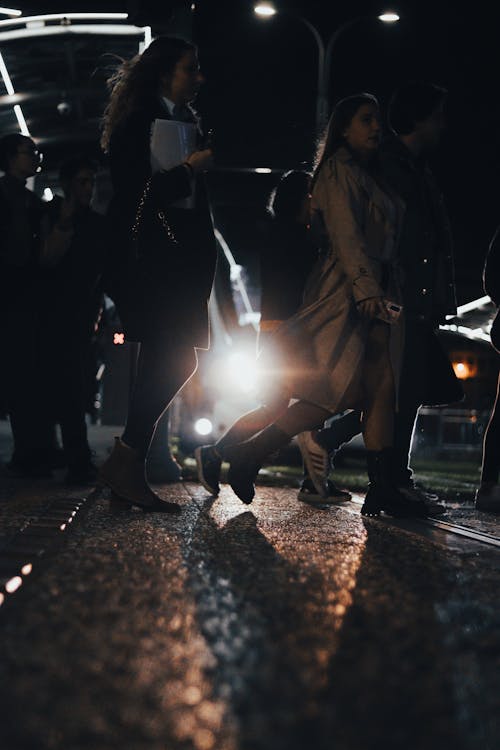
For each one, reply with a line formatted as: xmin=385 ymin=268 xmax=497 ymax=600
xmin=254 ymin=4 xmax=400 ymax=130
xmin=378 ymin=12 xmax=400 ymax=22
xmin=254 ymin=3 xmax=277 ymax=17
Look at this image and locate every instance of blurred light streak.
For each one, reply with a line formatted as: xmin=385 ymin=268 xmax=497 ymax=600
xmin=214 ymin=228 xmax=259 ymax=331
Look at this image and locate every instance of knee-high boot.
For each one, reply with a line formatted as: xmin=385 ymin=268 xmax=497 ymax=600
xmin=361 ymin=448 xmax=427 ymax=518
xmin=225 ymin=424 xmax=291 ymax=504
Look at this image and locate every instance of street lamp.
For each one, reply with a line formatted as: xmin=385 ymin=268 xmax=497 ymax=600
xmin=254 ymin=4 xmax=400 ymax=131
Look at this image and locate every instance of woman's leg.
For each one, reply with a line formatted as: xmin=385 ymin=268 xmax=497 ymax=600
xmin=226 ymin=400 xmax=332 ymax=504
xmin=215 ymin=399 xmax=289 ymax=454
xmin=122 ymin=339 xmax=198 ymax=459
xmin=273 ymin=400 xmax=333 ymax=437
xmin=195 ymin=397 xmax=290 ymax=496
xmin=361 ymin=320 xmax=395 ymax=451
xmin=359 ymin=321 xmax=426 ymax=518
xmin=195 ymin=392 xmax=328 ymax=496
xmin=98 ymin=337 xmax=195 ymax=510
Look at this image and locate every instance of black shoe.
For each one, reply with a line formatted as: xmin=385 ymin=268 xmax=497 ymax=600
xmin=194 ymin=445 xmax=222 ymax=495
xmin=397 ymin=483 xmax=445 ymax=516
xmin=226 ymin=449 xmax=261 ymax=505
xmin=361 ymin=484 xmax=428 ymax=518
xmin=298 ymin=477 xmax=351 ymax=504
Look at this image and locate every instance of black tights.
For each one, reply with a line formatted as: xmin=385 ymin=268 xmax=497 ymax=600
xmin=481 ymin=370 xmax=500 ymax=483
xmin=122 ymin=339 xmax=198 ymax=460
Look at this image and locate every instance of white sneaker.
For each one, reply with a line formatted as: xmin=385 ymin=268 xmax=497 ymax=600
xmin=297 ymin=431 xmax=329 ymax=499
xmin=475 ymin=483 xmax=500 ymax=513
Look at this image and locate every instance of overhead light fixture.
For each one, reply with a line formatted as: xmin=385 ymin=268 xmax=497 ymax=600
xmin=0 ymin=50 xmax=30 ymax=135
xmin=14 ymin=104 xmax=30 ymax=135
xmin=0 ymin=49 xmax=14 ymax=94
xmin=456 ymin=295 xmax=492 ymax=316
xmin=0 ymin=13 xmax=128 ymax=27
xmin=0 ymin=6 xmax=21 ymax=17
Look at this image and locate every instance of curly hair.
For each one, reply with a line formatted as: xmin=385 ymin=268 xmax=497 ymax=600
xmin=100 ymin=36 xmax=195 ymax=152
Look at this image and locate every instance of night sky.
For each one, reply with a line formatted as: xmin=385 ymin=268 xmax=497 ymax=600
xmin=193 ymin=0 xmax=500 ymax=304
xmin=11 ymin=1 xmax=500 ymax=303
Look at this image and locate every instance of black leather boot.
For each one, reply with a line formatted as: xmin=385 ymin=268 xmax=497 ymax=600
xmin=361 ymin=448 xmax=428 ymax=518
xmin=226 ymin=425 xmax=290 ymax=504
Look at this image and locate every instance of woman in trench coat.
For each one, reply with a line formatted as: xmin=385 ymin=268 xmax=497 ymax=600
xmin=196 ymin=94 xmax=426 ymax=518
xmin=98 ymin=36 xmax=216 ymax=511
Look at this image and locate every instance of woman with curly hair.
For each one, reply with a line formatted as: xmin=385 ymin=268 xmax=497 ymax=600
xmin=98 ymin=36 xmax=216 ymax=511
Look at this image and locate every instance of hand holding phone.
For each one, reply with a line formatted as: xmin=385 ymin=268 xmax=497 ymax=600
xmin=384 ymin=300 xmax=402 ymax=323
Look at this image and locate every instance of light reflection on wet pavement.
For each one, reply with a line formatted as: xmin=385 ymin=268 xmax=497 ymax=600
xmin=0 ymin=475 xmax=498 ymax=750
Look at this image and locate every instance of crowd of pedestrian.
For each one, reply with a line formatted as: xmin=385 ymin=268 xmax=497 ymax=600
xmin=0 ymin=34 xmax=498 ymax=515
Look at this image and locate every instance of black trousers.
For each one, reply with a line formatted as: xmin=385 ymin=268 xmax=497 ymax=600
xmin=122 ymin=338 xmax=198 ymax=459
xmin=42 ymin=322 xmax=92 ymax=471
xmin=3 ymin=286 xmax=53 ymax=467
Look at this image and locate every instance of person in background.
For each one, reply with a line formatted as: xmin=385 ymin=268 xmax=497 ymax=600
xmin=259 ymin=170 xmax=314 ymax=334
xmin=196 ymin=94 xmax=427 ymax=518
xmin=475 ymin=228 xmax=500 ymax=512
xmin=98 ymin=35 xmax=215 ymax=511
xmin=40 ymin=156 xmax=106 ymax=484
xmin=0 ymin=133 xmax=52 ymax=477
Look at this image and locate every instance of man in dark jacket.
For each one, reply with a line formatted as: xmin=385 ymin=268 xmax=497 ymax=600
xmin=0 ymin=133 xmax=52 ymax=476
xmin=380 ymin=81 xmax=463 ymax=501
xmin=40 ymin=156 xmax=106 ymax=484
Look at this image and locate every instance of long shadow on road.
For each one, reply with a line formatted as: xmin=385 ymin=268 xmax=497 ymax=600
xmin=187 ymin=496 xmax=479 ymax=750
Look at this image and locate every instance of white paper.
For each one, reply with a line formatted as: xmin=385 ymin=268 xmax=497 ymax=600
xmin=150 ymin=118 xmax=197 ymax=209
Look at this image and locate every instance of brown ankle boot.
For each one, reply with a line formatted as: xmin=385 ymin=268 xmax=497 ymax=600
xmin=98 ymin=438 xmax=180 ymax=513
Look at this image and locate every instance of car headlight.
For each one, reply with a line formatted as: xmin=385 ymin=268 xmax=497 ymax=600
xmin=194 ymin=417 xmax=213 ymax=436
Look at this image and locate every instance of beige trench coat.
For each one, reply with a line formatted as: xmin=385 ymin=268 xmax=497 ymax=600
xmin=260 ymin=147 xmax=405 ymax=412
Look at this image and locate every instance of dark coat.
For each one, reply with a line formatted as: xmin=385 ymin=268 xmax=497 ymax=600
xmin=0 ymin=175 xmax=45 ymax=309
xmin=259 ymin=217 xmax=317 ymax=324
xmin=380 ymin=136 xmax=457 ymax=325
xmin=379 ymin=137 xmax=462 ymax=406
xmin=42 ymin=196 xmax=106 ymax=337
xmin=104 ymin=97 xmax=216 ymax=346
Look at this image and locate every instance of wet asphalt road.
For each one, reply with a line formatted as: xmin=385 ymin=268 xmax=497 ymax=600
xmin=0 ymin=474 xmax=499 ymax=750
